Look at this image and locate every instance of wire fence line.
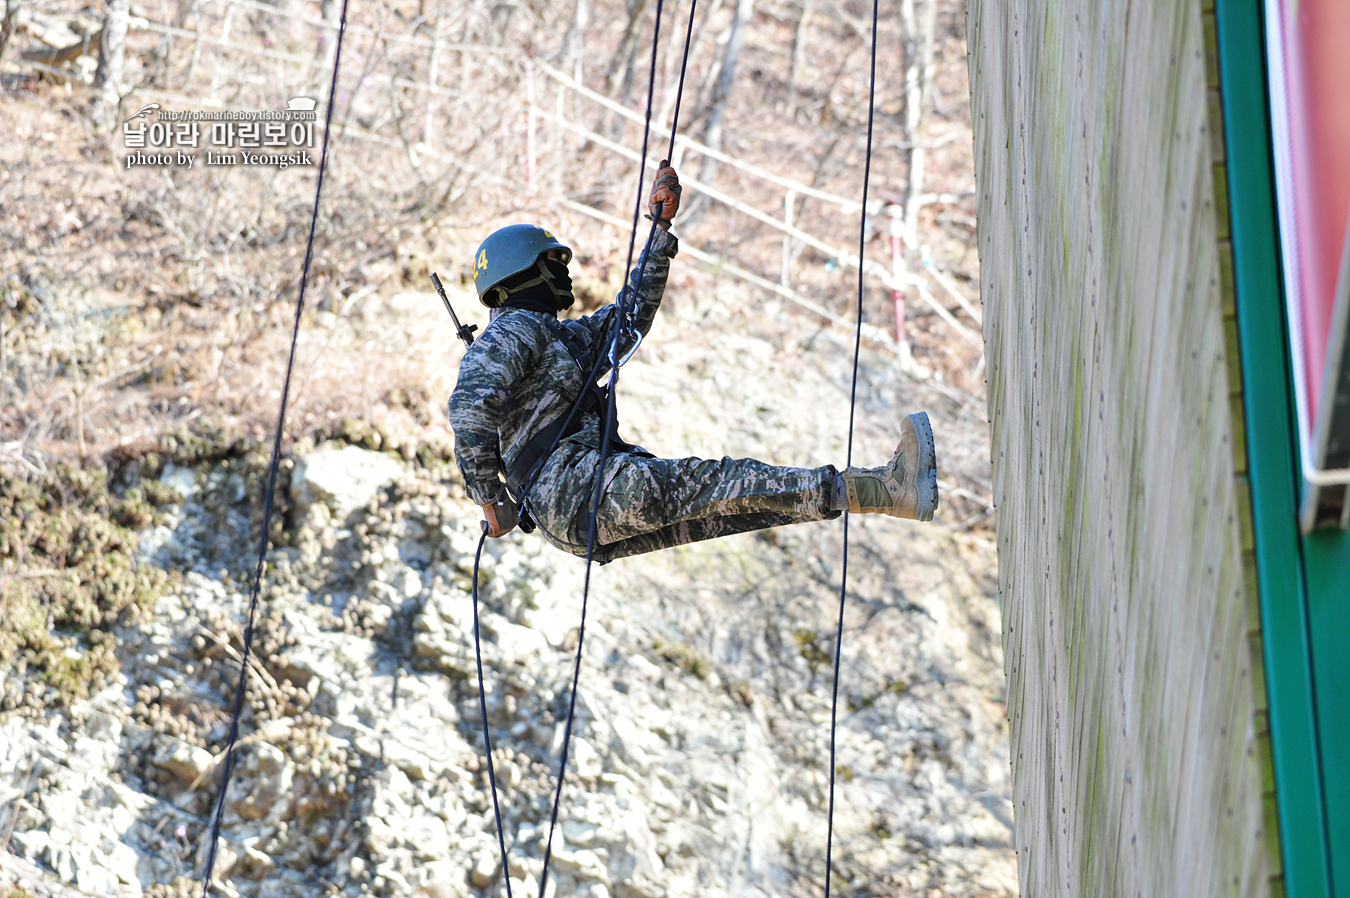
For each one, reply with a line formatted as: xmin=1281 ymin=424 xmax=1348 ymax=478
xmin=6 ymin=0 xmax=982 ymax=353
xmin=534 ymin=103 xmax=980 ymax=347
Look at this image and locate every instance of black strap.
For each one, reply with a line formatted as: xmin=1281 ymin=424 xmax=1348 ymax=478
xmin=540 ymin=316 xmax=596 ymax=371
xmin=501 ymin=316 xmax=622 ymax=503
xmin=503 ymin=395 xmax=596 ymax=498
xmin=502 ymin=385 xmax=645 ymax=504
xmin=539 ymin=316 xmax=642 ymax=454
xmin=493 ymin=258 xmax=570 ymax=309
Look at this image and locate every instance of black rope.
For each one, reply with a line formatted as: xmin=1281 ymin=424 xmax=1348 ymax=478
xmin=467 ymin=7 xmax=699 ymax=897
xmin=535 ymin=3 xmax=702 ymax=896
xmin=663 ymin=0 xmax=698 ymax=161
xmin=511 ymin=0 xmax=700 ymax=521
xmin=470 ymin=525 xmax=515 ymax=898
xmin=824 ymin=0 xmax=879 ymax=896
xmin=540 ymin=1 xmax=664 ymax=885
xmin=197 ymin=2 xmax=351 ymax=892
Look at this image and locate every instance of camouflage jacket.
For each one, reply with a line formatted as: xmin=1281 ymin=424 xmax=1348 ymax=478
xmin=448 ymin=229 xmax=678 ymax=506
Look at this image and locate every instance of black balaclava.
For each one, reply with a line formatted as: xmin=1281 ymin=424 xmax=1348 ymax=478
xmin=501 ymin=258 xmax=574 ymax=313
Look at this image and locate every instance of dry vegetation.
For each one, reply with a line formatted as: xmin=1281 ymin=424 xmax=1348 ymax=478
xmin=0 ymin=4 xmax=1013 ymax=896
xmin=0 ymin=0 xmax=989 ymax=726
xmin=1 ymin=0 xmax=982 ymax=459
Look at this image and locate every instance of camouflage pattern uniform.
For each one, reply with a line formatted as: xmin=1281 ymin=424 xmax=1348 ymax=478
xmin=448 ymin=229 xmax=840 ymax=563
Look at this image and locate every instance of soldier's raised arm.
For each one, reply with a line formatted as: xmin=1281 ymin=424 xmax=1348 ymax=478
xmin=577 ymin=163 xmax=682 ymax=356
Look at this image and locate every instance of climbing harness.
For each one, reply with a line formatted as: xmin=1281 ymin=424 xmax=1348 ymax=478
xmin=198 ymin=0 xmax=351 ymax=893
xmin=503 ymin=315 xmax=637 ymax=512
xmin=536 ymin=0 xmax=681 ymax=890
xmin=463 ymin=2 xmax=702 ymax=896
xmin=429 ymin=278 xmax=615 ymax=535
xmin=503 ymin=0 xmax=702 ymax=531
xmin=500 ymin=0 xmax=704 ymax=529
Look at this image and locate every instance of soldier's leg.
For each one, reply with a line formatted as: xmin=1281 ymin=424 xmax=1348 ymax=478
xmin=527 ymin=445 xmax=836 ymax=557
xmin=527 ymin=410 xmax=937 ymax=560
xmin=587 ymin=409 xmax=938 ymax=559
xmin=591 ymin=452 xmax=836 ymax=545
xmin=586 ymin=511 xmax=811 ymax=562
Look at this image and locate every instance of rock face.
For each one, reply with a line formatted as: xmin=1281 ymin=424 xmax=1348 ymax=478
xmin=292 ymin=445 xmax=407 ymax=524
xmin=3 ymin=303 xmax=1015 ymax=897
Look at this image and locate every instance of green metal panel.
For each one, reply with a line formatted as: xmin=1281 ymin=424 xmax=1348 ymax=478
xmin=1214 ymin=0 xmax=1334 ymax=894
xmin=1303 ymin=529 xmax=1350 ymax=894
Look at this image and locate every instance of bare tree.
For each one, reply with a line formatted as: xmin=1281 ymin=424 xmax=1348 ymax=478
xmin=423 ymin=6 xmax=444 ymax=147
xmin=0 ymin=0 xmax=21 ymax=65
xmin=606 ymin=0 xmax=651 ymax=106
xmin=899 ymin=0 xmax=938 ymax=247
xmin=92 ymin=0 xmax=129 ymax=126
xmin=558 ymin=0 xmax=588 ymax=83
xmin=786 ymin=0 xmax=812 ymax=117
xmin=313 ymin=0 xmax=339 ymax=95
xmin=683 ymin=0 xmax=753 ymax=220
xmin=701 ymin=0 xmax=752 ymax=163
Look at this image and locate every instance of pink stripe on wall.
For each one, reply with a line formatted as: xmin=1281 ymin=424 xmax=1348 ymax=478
xmin=1279 ymin=0 xmax=1350 ymax=422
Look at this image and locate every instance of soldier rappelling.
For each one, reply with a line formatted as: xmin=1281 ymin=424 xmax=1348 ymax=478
xmin=445 ymin=163 xmax=939 ymax=563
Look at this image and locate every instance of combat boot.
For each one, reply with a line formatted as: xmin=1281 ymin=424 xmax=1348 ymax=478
xmin=840 ymin=411 xmax=938 ymax=521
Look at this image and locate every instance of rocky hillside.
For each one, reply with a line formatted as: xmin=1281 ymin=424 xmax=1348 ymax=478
xmin=1 ymin=279 xmax=1014 ymax=898
xmin=1 ymin=0 xmax=1012 ymax=892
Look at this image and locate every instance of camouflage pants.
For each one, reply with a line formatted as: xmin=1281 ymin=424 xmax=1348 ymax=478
xmin=526 ymin=441 xmax=840 ymax=563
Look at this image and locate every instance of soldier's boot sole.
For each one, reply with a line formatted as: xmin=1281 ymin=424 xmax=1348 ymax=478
xmin=909 ymin=411 xmax=938 ymax=522
xmin=841 ymin=411 xmax=939 ymax=522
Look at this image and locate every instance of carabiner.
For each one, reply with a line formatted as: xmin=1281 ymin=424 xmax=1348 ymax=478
xmin=609 ymin=329 xmax=643 ymax=368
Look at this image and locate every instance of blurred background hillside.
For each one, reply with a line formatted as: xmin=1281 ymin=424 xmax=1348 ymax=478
xmin=0 ymin=0 xmax=986 ymax=472
xmin=0 ymin=0 xmax=1012 ymax=896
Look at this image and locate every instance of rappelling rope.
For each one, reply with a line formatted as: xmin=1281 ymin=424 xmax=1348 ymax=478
xmin=196 ymin=2 xmax=351 ymax=893
xmin=824 ymin=0 xmax=880 ymax=895
xmin=469 ymin=4 xmax=700 ymax=896
xmin=469 ymin=526 xmax=515 ymax=898
xmin=473 ymin=3 xmax=884 ymax=897
xmin=539 ymin=0 xmax=675 ymax=892
xmin=509 ymin=0 xmax=698 ymax=535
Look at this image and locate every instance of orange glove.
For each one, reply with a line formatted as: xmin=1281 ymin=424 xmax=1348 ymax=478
xmin=648 ymin=161 xmax=681 ymax=229
xmin=481 ymin=495 xmax=519 ymax=538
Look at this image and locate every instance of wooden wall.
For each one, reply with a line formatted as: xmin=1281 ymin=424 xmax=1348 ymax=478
xmin=966 ymin=0 xmax=1275 ymax=894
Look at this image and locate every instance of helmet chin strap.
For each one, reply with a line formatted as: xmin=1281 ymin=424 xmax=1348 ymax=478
xmin=491 ymin=258 xmax=574 ymax=310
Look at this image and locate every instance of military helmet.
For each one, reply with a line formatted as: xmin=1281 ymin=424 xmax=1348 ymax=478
xmin=472 ymin=224 xmax=573 ymax=308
